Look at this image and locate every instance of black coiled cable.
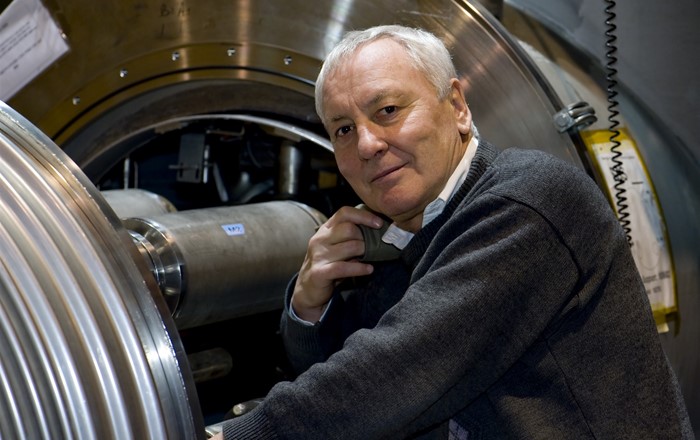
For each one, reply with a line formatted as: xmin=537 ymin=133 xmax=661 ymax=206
xmin=605 ymin=0 xmax=633 ymax=246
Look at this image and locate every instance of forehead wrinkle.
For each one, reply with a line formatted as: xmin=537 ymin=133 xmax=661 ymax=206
xmin=366 ymin=90 xmax=387 ymax=106
xmin=326 ymin=89 xmax=388 ymax=125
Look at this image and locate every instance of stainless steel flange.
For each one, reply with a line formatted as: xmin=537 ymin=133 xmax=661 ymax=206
xmin=0 ymin=100 xmax=204 ymax=439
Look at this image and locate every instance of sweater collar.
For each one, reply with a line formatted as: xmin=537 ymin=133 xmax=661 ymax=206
xmin=399 ymin=140 xmax=500 ymax=269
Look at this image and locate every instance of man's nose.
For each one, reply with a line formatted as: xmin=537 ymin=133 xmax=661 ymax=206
xmin=356 ymin=125 xmax=387 ymax=160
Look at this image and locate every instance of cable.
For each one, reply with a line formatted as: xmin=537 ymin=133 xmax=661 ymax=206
xmin=605 ymin=0 xmax=633 ymax=247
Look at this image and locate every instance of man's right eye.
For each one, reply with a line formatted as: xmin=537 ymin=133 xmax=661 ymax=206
xmin=335 ymin=125 xmax=354 ymax=138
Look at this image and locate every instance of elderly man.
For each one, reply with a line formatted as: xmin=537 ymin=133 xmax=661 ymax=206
xmin=215 ymin=25 xmax=692 ymax=439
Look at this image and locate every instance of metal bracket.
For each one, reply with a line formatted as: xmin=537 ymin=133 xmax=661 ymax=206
xmin=170 ymin=133 xmax=210 ymax=183
xmin=553 ymin=101 xmax=597 ymax=133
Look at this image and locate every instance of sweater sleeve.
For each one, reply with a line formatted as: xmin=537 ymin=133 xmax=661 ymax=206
xmin=278 ymin=274 xmax=346 ymax=375
xmin=222 ymin=191 xmax=584 ymax=439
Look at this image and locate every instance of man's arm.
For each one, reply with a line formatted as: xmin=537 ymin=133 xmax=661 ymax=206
xmin=221 ymin=195 xmax=580 ymax=439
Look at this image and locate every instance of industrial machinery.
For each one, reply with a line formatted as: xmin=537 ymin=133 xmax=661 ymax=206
xmin=0 ymin=0 xmax=697 ymax=437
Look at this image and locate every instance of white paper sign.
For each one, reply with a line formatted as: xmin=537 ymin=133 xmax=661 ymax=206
xmin=583 ymin=128 xmax=677 ymax=331
xmin=0 ymin=0 xmax=69 ymax=101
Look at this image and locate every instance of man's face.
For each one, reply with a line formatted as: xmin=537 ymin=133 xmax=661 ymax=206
xmin=321 ymin=38 xmax=472 ymax=231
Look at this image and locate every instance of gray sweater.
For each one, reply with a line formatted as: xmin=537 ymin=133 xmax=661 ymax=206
xmin=223 ymin=142 xmax=692 ymax=439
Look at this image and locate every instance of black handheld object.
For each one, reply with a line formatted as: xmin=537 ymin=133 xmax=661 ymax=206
xmin=355 ymin=204 xmax=402 ymax=262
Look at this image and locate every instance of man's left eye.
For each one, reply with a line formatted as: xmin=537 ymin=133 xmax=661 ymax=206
xmin=380 ymin=106 xmax=397 ymax=115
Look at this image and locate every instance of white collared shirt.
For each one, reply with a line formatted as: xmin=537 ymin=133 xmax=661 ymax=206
xmin=381 ymin=135 xmax=479 ymax=249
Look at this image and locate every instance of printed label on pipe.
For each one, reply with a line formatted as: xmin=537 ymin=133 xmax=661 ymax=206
xmin=222 ymin=223 xmax=245 ymax=236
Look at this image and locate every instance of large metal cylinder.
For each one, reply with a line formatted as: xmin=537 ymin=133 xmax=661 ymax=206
xmin=125 ymin=201 xmax=326 ymax=329
xmin=0 ymin=101 xmax=203 ymax=439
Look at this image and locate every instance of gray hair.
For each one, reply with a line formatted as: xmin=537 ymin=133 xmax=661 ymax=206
xmin=314 ymin=25 xmax=457 ymax=120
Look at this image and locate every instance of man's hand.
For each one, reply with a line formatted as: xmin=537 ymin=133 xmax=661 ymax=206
xmin=291 ymin=206 xmax=383 ymax=322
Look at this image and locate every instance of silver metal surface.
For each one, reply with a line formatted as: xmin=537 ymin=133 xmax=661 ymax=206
xmin=8 ymin=0 xmax=586 ymax=177
xmin=0 ymin=101 xmax=204 ymax=439
xmin=553 ymin=102 xmax=597 ymax=133
xmin=101 ymin=188 xmax=178 ymax=218
xmin=279 ymin=141 xmax=304 ymax=197
xmin=125 ymin=201 xmax=327 ymax=329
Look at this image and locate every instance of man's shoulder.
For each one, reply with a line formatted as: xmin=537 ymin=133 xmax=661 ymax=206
xmin=473 ymin=145 xmax=611 ymax=221
xmin=490 ymin=146 xmax=596 ymax=193
xmin=496 ymin=147 xmax=582 ymax=174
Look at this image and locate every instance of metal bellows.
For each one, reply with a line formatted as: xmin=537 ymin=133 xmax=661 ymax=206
xmin=0 ymin=101 xmax=204 ymax=439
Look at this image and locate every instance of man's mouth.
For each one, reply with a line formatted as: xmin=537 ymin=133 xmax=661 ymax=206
xmin=371 ymin=164 xmax=404 ymax=183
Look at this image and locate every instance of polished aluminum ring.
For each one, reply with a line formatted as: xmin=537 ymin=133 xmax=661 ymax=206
xmin=0 ymin=101 xmax=203 ymax=439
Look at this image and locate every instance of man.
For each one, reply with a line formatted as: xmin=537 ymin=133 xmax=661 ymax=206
xmin=215 ymin=25 xmax=692 ymax=439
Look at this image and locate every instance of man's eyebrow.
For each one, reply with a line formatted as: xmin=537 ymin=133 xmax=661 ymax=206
xmin=367 ymin=91 xmax=387 ymax=107
xmin=327 ymin=91 xmax=396 ymax=123
xmin=328 ymin=114 xmax=347 ymax=124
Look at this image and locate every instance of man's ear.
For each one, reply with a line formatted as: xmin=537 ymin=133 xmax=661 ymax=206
xmin=449 ymin=78 xmax=472 ymax=136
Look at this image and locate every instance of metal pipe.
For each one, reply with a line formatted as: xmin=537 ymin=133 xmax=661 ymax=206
xmin=278 ymin=140 xmax=304 ymax=197
xmin=124 ymin=201 xmax=326 ymax=329
xmin=101 ymin=188 xmax=177 ymax=219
